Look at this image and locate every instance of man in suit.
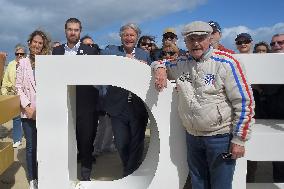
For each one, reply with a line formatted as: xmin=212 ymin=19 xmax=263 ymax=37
xmin=52 ymin=18 xmax=99 ymax=181
xmin=101 ymin=23 xmax=150 ymax=177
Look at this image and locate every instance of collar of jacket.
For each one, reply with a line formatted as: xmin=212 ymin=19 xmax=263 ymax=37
xmin=188 ymin=46 xmax=213 ymax=62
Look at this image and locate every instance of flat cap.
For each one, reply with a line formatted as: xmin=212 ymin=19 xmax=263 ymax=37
xmin=182 ymin=21 xmax=213 ymax=36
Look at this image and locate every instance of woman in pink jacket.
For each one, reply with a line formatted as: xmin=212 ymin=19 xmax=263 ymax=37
xmin=16 ymin=30 xmax=51 ymax=189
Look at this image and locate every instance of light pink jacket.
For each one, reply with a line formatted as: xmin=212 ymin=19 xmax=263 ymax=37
xmin=15 ymin=57 xmax=36 ymax=118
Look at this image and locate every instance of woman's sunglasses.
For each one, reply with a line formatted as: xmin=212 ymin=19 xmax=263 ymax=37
xmin=15 ymin=53 xmax=25 ymax=56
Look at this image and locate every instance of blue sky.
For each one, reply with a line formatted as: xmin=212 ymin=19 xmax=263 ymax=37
xmin=93 ymin=0 xmax=284 ymax=51
xmin=0 ymin=0 xmax=284 ymax=63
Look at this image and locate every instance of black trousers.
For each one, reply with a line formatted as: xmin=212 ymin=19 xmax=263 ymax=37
xmin=111 ymin=103 xmax=148 ymax=177
xmin=273 ymin=162 xmax=284 ymax=182
xmin=76 ymin=110 xmax=98 ymax=180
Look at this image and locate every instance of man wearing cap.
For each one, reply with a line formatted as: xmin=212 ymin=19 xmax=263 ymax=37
xmin=153 ymin=27 xmax=186 ymax=60
xmin=235 ymin=32 xmax=258 ymax=182
xmin=235 ymin=33 xmax=253 ymax=53
xmin=152 ymin=21 xmax=254 ymax=189
xmin=208 ymin=20 xmax=235 ymax=54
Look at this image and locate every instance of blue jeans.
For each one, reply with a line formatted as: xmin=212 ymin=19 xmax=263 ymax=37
xmin=22 ymin=119 xmax=37 ymax=181
xmin=12 ymin=116 xmax=22 ymax=143
xmin=186 ymin=133 xmax=236 ymax=189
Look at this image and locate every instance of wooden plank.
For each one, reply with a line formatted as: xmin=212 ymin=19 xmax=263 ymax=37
xmin=0 ymin=53 xmax=5 ymax=87
xmin=0 ymin=142 xmax=14 ymax=175
xmin=0 ymin=95 xmax=20 ymax=124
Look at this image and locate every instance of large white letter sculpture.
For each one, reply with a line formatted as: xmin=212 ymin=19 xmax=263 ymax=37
xmin=36 ymin=55 xmax=188 ymax=189
xmin=37 ymin=53 xmax=284 ymax=189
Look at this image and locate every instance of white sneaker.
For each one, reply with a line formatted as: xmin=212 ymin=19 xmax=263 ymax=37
xmin=29 ymin=179 xmax=38 ymax=189
xmin=13 ymin=141 xmax=21 ymax=148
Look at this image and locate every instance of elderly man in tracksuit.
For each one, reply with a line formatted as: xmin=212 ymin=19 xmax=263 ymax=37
xmin=152 ymin=21 xmax=255 ymax=189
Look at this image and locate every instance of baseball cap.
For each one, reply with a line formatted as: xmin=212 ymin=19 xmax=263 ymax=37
xmin=163 ymin=28 xmax=177 ymax=36
xmin=208 ymin=20 xmax=221 ymax=33
xmin=235 ymin=33 xmax=253 ymax=41
xmin=182 ymin=21 xmax=213 ymax=36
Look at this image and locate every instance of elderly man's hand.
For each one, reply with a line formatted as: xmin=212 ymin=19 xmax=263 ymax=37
xmin=154 ymin=68 xmax=167 ymax=92
xmin=230 ymin=143 xmax=245 ymax=159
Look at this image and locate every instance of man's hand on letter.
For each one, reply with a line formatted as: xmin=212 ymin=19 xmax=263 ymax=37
xmin=154 ymin=68 xmax=167 ymax=92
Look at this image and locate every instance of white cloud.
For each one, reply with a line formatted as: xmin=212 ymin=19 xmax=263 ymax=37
xmin=0 ymin=0 xmax=205 ymax=61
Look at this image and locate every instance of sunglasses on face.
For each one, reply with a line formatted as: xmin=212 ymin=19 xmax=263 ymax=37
xmin=15 ymin=53 xmax=25 ymax=56
xmin=270 ymin=40 xmax=284 ymax=47
xmin=87 ymin=44 xmax=97 ymax=48
xmin=163 ymin=34 xmax=177 ymax=40
xmin=236 ymin=40 xmax=251 ymax=45
xmin=162 ymin=51 xmax=176 ymax=56
xmin=140 ymin=42 xmax=152 ymax=47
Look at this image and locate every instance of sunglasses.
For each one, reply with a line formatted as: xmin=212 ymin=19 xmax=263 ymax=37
xmin=221 ymin=152 xmax=232 ymax=159
xmin=87 ymin=44 xmax=97 ymax=48
xmin=140 ymin=42 xmax=152 ymax=47
xmin=162 ymin=51 xmax=176 ymax=56
xmin=236 ymin=40 xmax=251 ymax=45
xmin=15 ymin=53 xmax=25 ymax=56
xmin=270 ymin=40 xmax=284 ymax=47
xmin=163 ymin=34 xmax=177 ymax=40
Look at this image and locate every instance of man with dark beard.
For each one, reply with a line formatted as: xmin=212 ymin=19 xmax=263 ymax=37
xmin=52 ymin=18 xmax=99 ymax=181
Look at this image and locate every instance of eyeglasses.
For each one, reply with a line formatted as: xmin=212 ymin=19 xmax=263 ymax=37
xmin=162 ymin=51 xmax=176 ymax=56
xmin=140 ymin=42 xmax=152 ymax=47
xmin=236 ymin=40 xmax=251 ymax=45
xmin=185 ymin=34 xmax=209 ymax=43
xmin=15 ymin=53 xmax=25 ymax=56
xmin=270 ymin=40 xmax=284 ymax=47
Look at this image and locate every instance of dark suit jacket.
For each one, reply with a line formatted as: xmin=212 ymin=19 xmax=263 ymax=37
xmin=100 ymin=45 xmax=150 ymax=117
xmin=52 ymin=43 xmax=99 ymax=115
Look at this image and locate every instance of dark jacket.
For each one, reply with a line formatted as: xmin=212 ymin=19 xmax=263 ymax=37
xmin=100 ymin=45 xmax=150 ymax=117
xmin=52 ymin=43 xmax=99 ymax=115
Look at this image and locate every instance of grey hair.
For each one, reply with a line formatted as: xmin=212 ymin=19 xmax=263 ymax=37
xmin=119 ymin=23 xmax=141 ymax=37
xmin=272 ymin=33 xmax=284 ymax=39
xmin=14 ymin=43 xmax=27 ymax=53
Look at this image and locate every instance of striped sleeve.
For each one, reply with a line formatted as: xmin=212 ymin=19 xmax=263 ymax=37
xmin=214 ymin=52 xmax=255 ymax=146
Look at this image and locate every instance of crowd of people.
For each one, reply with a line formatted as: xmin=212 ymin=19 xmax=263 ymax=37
xmin=0 ymin=17 xmax=284 ymax=189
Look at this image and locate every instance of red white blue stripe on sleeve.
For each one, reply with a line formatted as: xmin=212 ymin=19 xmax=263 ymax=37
xmin=210 ymin=52 xmax=253 ymax=140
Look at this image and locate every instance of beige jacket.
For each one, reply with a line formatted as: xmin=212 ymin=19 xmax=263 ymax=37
xmin=152 ymin=47 xmax=255 ymax=146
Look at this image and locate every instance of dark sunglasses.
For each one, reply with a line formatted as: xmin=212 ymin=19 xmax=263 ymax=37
xmin=88 ymin=44 xmax=97 ymax=48
xmin=140 ymin=42 xmax=152 ymax=47
xmin=270 ymin=40 xmax=284 ymax=47
xmin=163 ymin=34 xmax=177 ymax=40
xmin=221 ymin=152 xmax=232 ymax=159
xmin=15 ymin=53 xmax=25 ymax=56
xmin=236 ymin=40 xmax=251 ymax=45
xmin=162 ymin=51 xmax=176 ymax=56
